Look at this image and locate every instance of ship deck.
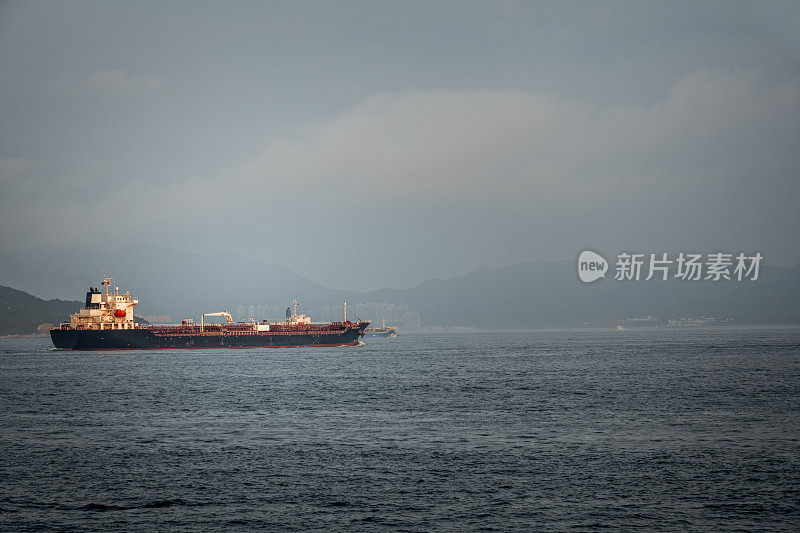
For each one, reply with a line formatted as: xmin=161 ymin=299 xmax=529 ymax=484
xmin=146 ymin=322 xmax=359 ymax=337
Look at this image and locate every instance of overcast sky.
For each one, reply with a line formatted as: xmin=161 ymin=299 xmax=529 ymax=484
xmin=1 ymin=1 xmax=798 ymax=290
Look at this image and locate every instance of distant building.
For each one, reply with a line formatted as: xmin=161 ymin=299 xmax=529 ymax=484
xmin=402 ymin=310 xmax=421 ymax=331
xmin=320 ymin=306 xmax=332 ymax=322
xmin=144 ymin=315 xmax=173 ymax=325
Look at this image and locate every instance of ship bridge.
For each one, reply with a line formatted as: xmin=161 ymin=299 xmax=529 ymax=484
xmin=68 ymin=275 xmax=139 ymax=330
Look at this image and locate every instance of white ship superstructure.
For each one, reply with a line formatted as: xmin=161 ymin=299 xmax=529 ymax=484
xmin=286 ymin=299 xmax=312 ymax=325
xmin=69 ymin=275 xmax=139 ymax=330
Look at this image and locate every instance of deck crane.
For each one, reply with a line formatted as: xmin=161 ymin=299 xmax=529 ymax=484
xmin=200 ymin=311 xmax=234 ymax=332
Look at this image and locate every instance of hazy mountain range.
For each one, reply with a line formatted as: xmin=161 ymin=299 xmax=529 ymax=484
xmin=1 ymin=245 xmax=798 ymax=333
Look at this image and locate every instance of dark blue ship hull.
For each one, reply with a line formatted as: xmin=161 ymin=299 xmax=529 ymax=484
xmin=51 ymin=324 xmax=368 ymax=350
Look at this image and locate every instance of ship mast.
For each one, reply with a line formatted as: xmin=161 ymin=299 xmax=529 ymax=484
xmin=102 ymin=273 xmax=113 ymax=297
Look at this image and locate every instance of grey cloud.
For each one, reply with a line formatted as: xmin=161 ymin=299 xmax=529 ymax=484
xmin=0 ymin=1 xmax=798 ymax=290
xmin=73 ymin=69 xmax=170 ymax=98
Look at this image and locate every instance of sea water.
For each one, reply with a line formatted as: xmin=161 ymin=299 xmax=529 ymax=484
xmin=1 ymin=328 xmax=798 ymax=531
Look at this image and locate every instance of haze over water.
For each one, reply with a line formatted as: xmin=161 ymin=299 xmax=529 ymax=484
xmin=2 ymin=328 xmax=798 ymax=531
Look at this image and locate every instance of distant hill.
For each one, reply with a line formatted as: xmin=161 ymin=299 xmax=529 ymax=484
xmin=0 ymin=245 xmax=347 ymax=320
xmin=0 ymin=285 xmax=82 ymax=335
xmin=1 ymin=245 xmax=798 ymax=330
xmin=0 ymin=285 xmax=150 ymax=336
xmin=361 ymin=261 xmax=800 ymax=328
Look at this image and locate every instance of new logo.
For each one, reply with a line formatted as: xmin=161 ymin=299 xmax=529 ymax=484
xmin=578 ymin=250 xmax=608 ymax=283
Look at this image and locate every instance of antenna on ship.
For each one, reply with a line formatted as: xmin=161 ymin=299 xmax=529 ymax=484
xmin=101 ymin=272 xmax=113 ymax=297
xmin=344 ymin=302 xmax=347 ymax=322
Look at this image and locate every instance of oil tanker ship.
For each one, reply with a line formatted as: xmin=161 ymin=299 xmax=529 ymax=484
xmin=50 ymin=276 xmax=369 ymax=350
